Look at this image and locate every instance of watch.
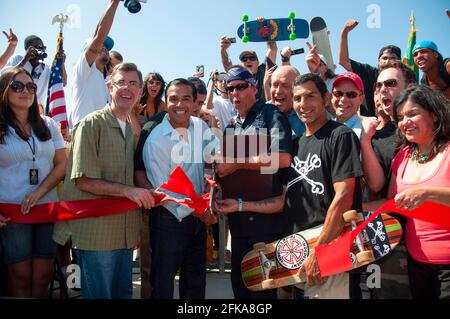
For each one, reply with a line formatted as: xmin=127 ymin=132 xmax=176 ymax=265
xmin=238 ymin=198 xmax=243 ymax=212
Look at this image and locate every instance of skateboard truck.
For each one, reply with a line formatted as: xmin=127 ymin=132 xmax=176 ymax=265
xmin=242 ymin=15 xmax=250 ymax=43
xmin=258 ymin=250 xmax=274 ymax=280
xmin=287 ymin=11 xmax=296 ymax=40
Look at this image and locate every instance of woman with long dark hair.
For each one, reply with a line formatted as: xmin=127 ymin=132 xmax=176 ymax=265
xmin=366 ymin=85 xmax=450 ymax=298
xmin=0 ymin=67 xmax=67 ymax=298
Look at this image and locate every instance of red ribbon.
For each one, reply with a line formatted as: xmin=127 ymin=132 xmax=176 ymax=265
xmin=0 ymin=166 xmax=215 ymax=224
xmin=315 ymin=200 xmax=450 ymax=277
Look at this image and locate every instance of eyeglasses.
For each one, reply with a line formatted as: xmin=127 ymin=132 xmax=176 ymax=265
xmin=240 ymin=56 xmax=257 ymax=62
xmin=374 ymin=79 xmax=398 ymax=91
xmin=226 ymin=82 xmax=250 ymax=93
xmin=112 ymin=80 xmax=141 ymax=88
xmin=9 ymin=80 xmax=37 ymax=94
xmin=332 ymin=90 xmax=361 ymax=99
xmin=148 ymin=80 xmax=162 ymax=86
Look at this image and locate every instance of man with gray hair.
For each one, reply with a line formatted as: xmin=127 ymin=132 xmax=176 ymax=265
xmin=53 ymin=63 xmax=156 ymax=299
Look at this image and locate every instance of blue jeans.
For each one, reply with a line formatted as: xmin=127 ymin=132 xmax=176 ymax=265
xmin=150 ymin=206 xmax=206 ymax=299
xmin=74 ymin=248 xmax=133 ymax=299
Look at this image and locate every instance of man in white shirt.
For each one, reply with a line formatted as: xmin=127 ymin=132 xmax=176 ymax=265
xmin=205 ymin=71 xmax=236 ymax=131
xmin=68 ymin=0 xmax=120 ymax=130
xmin=2 ymin=35 xmax=67 ymax=107
xmin=331 ymin=72 xmax=365 ymax=138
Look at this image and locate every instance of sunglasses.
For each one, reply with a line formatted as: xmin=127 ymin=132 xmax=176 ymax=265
xmin=226 ymin=82 xmax=250 ymax=93
xmin=148 ymin=80 xmax=162 ymax=86
xmin=332 ymin=90 xmax=361 ymax=99
xmin=10 ymin=80 xmax=37 ymax=94
xmin=240 ymin=56 xmax=257 ymax=62
xmin=375 ymin=79 xmax=398 ymax=91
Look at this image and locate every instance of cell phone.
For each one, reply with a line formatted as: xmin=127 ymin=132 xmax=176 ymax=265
xmin=227 ymin=37 xmax=236 ymax=43
xmin=196 ymin=65 xmax=204 ymax=75
xmin=291 ymin=48 xmax=305 ymax=56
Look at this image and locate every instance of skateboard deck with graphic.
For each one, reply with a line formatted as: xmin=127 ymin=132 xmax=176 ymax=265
xmin=237 ymin=15 xmax=309 ymax=42
xmin=241 ymin=211 xmax=403 ymax=291
xmin=310 ymin=16 xmax=336 ymax=72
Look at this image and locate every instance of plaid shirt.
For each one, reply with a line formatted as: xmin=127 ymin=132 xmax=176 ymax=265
xmin=53 ymin=105 xmax=141 ymax=250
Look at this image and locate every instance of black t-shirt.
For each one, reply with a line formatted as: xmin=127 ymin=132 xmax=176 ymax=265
xmin=350 ymin=59 xmax=378 ymax=117
xmin=254 ymin=63 xmax=267 ymax=103
xmin=371 ymin=121 xmax=399 ymax=197
xmin=284 ymin=120 xmax=363 ymax=233
xmin=219 ymin=101 xmax=292 ymax=237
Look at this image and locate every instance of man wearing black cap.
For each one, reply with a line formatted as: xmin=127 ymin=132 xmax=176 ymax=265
xmin=413 ymin=40 xmax=450 ymax=99
xmin=214 ymin=65 xmax=292 ymax=299
xmin=68 ymin=0 xmax=120 ymax=129
xmin=220 ymin=36 xmax=277 ymax=102
xmin=2 ymin=34 xmax=67 ymax=107
xmin=338 ymin=19 xmax=402 ymax=117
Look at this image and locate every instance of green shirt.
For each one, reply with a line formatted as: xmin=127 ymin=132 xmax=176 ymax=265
xmin=53 ymin=105 xmax=141 ymax=250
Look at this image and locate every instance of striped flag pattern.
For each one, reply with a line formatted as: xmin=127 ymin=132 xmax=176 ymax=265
xmin=46 ymin=32 xmax=68 ymax=131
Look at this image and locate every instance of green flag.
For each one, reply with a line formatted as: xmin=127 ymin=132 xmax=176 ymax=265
xmin=403 ymin=12 xmax=419 ymax=83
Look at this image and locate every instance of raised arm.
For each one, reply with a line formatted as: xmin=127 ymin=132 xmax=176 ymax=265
xmin=220 ymin=36 xmax=233 ymax=71
xmin=85 ymin=0 xmax=120 ymax=66
xmin=0 ymin=29 xmax=17 ymax=68
xmin=338 ymin=19 xmax=359 ymax=72
xmin=266 ymin=41 xmax=277 ymax=65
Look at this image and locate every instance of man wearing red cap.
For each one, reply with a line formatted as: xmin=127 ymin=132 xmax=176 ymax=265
xmin=331 ymin=72 xmax=365 ymax=138
xmin=68 ymin=0 xmax=119 ymax=129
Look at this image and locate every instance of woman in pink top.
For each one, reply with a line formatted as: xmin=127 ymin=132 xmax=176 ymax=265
xmin=389 ymin=85 xmax=450 ymax=298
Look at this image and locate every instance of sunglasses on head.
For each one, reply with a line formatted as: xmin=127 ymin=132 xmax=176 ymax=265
xmin=375 ymin=79 xmax=398 ymax=91
xmin=332 ymin=90 xmax=360 ymax=99
xmin=226 ymin=82 xmax=250 ymax=93
xmin=10 ymin=80 xmax=37 ymax=94
xmin=240 ymin=56 xmax=257 ymax=62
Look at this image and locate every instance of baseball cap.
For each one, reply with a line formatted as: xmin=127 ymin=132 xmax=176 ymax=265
xmin=239 ymin=50 xmax=258 ymax=61
xmin=226 ymin=66 xmax=257 ymax=86
xmin=413 ymin=40 xmax=439 ymax=54
xmin=332 ymin=72 xmax=365 ymax=94
xmin=378 ymin=45 xmax=401 ymax=59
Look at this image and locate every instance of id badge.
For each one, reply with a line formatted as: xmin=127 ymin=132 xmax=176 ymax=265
xmin=29 ymin=169 xmax=39 ymax=185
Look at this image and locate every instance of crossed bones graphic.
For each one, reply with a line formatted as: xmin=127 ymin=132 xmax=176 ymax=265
xmin=287 ymin=154 xmax=324 ymax=195
xmin=374 ymin=244 xmax=391 ymax=256
xmin=368 ymin=221 xmax=386 ymax=245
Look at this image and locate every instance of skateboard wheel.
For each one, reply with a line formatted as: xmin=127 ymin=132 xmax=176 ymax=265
xmin=343 ymin=210 xmax=361 ymax=223
xmin=356 ymin=250 xmax=374 ymax=265
xmin=242 ymin=15 xmax=249 ymax=22
xmin=253 ymin=242 xmax=266 ymax=252
xmin=242 ymin=35 xmax=249 ymax=43
xmin=288 ymin=11 xmax=295 ymax=19
xmin=289 ymin=33 xmax=296 ymax=41
xmin=261 ymin=278 xmax=275 ymax=289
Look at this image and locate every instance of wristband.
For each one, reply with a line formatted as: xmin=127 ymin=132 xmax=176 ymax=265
xmin=238 ymin=198 xmax=243 ymax=212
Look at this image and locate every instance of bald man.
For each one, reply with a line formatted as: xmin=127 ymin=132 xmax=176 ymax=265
xmin=270 ymin=65 xmax=305 ymax=138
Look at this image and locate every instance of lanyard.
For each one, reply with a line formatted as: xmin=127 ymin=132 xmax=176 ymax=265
xmin=25 ymin=136 xmax=36 ymax=166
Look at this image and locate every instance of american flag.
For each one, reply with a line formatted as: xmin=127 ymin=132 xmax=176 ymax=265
xmin=46 ymin=32 xmax=68 ymax=132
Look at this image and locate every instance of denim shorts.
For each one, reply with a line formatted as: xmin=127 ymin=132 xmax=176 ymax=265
xmin=0 ymin=223 xmax=57 ymax=265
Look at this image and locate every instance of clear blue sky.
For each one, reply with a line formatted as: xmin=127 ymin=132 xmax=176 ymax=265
xmin=1 ymin=0 xmax=449 ymax=101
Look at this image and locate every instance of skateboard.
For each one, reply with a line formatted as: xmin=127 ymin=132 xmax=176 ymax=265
xmin=241 ymin=210 xmax=403 ymax=291
xmin=237 ymin=12 xmax=309 ymax=43
xmin=310 ymin=16 xmax=336 ymax=72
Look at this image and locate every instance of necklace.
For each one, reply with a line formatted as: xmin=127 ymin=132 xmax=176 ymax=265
xmin=410 ymin=144 xmax=438 ymax=164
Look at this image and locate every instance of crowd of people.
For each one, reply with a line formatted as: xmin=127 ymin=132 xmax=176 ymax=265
xmin=0 ymin=0 xmax=449 ymax=299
